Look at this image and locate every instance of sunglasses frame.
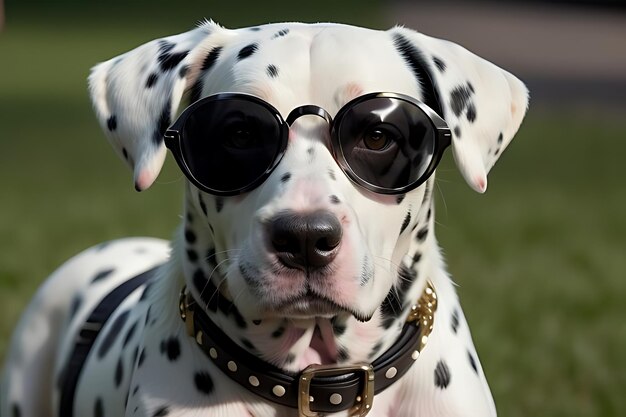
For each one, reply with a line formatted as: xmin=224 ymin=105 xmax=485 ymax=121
xmin=164 ymin=92 xmax=451 ymax=196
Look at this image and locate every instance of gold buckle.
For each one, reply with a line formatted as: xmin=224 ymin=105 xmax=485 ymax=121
xmin=298 ymin=363 xmax=374 ymax=417
xmin=406 ymin=280 xmax=438 ymax=352
xmin=178 ymin=286 xmax=195 ymax=337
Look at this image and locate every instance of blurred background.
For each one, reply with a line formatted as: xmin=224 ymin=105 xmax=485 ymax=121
xmin=1 ymin=0 xmax=625 ymax=416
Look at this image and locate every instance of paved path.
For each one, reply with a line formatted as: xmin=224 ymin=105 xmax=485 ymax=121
xmin=387 ymin=1 xmax=626 ymax=109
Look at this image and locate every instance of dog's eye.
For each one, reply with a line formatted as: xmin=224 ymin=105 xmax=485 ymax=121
xmin=361 ymin=125 xmax=399 ymax=151
xmin=223 ymin=123 xmax=259 ymax=149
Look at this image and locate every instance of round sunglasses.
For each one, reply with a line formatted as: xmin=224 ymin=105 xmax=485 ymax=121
xmin=164 ymin=92 xmax=451 ymax=196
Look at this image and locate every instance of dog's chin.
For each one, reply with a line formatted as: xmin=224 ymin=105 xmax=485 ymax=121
xmin=263 ymin=293 xmax=373 ymax=323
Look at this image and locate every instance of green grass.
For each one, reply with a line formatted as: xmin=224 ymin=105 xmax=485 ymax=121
xmin=1 ymin=5 xmax=625 ymax=416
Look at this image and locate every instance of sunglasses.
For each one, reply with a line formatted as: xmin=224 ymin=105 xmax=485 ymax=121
xmin=164 ymin=92 xmax=451 ymax=196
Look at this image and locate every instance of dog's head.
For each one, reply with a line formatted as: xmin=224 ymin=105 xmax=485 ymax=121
xmin=89 ymin=21 xmax=527 ymax=339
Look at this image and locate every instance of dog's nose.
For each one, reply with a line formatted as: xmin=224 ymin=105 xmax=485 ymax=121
xmin=269 ymin=210 xmax=342 ymax=271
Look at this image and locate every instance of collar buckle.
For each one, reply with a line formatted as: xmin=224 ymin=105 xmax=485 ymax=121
xmin=178 ymin=286 xmax=196 ymax=337
xmin=298 ymin=363 xmax=375 ymax=417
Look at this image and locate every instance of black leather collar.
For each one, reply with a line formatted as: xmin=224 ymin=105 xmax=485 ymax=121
xmin=179 ymin=281 xmax=438 ymax=416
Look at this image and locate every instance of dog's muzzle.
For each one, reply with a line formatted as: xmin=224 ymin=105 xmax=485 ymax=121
xmin=179 ymin=281 xmax=438 ymax=416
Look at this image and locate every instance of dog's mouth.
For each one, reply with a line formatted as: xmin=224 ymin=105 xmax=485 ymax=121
xmin=271 ymin=291 xmax=351 ymax=319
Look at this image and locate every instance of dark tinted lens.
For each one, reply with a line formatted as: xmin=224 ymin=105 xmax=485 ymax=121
xmin=337 ymin=97 xmax=436 ymax=190
xmin=180 ymin=98 xmax=283 ymax=193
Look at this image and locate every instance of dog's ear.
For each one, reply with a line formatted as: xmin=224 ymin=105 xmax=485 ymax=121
xmin=390 ymin=27 xmax=529 ymax=193
xmin=88 ymin=21 xmax=226 ymax=191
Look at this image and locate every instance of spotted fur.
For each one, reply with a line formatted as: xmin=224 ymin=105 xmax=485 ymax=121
xmin=1 ymin=20 xmax=528 ymax=417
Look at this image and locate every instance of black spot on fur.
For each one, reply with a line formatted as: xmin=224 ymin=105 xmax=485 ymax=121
xmin=392 ymin=33 xmax=442 ymax=117
xmin=107 ymin=115 xmax=117 ymax=131
xmin=328 ymin=169 xmax=336 ymax=181
xmin=238 ymin=43 xmax=258 ymax=60
xmin=432 ymin=56 xmax=446 ymax=72
xmin=11 ymin=404 xmax=21 ymax=417
xmin=153 ymin=406 xmax=170 ymax=417
xmin=132 ymin=346 xmax=139 ymax=367
xmin=187 ymin=249 xmax=198 ymax=262
xmin=132 ymin=385 xmax=139 ymax=396
xmin=434 ymin=360 xmax=451 ymax=388
xmin=497 ymin=132 xmax=503 ymax=144
xmin=146 ymin=72 xmax=159 ymax=88
xmin=281 ymin=172 xmax=291 ymax=183
xmin=412 ymin=252 xmax=422 ymax=266
xmin=253 ymin=319 xmax=262 ymax=325
xmin=331 ymin=316 xmax=347 ymax=336
xmin=69 ymin=295 xmax=82 ymax=319
xmin=416 ymin=227 xmax=429 ymax=241
xmin=466 ymin=103 xmax=477 ymax=122
xmin=157 ymin=41 xmax=189 ymax=71
xmin=185 ymin=229 xmax=196 ymax=243
xmin=272 ymin=326 xmax=285 ymax=338
xmin=123 ymin=320 xmax=138 ymax=348
xmin=249 ymin=27 xmax=261 ymax=31
xmin=396 ymin=194 xmax=406 ymax=204
xmin=153 ymin=102 xmax=171 ymax=145
xmin=194 ymin=372 xmax=214 ymax=395
xmin=160 ymin=337 xmax=181 ymax=361
xmin=369 ymin=341 xmax=383 ymax=359
xmin=453 ymin=126 xmax=461 ymax=139
xmin=380 ymin=264 xmax=417 ymax=328
xmin=179 ymin=65 xmax=189 ymax=78
xmin=468 ymin=350 xmax=479 ymax=374
xmin=451 ymin=309 xmax=460 ymax=334
xmin=267 ymin=64 xmax=279 ymax=78
xmin=97 ymin=310 xmax=130 ymax=358
xmin=215 ymin=197 xmax=224 ymax=213
xmin=91 ymin=268 xmax=114 ymax=283
xmin=122 ymin=147 xmax=129 ymax=161
xmin=115 ymin=357 xmax=124 ymax=387
xmin=450 ymin=84 xmax=474 ymax=117
xmin=145 ymin=306 xmax=152 ymax=326
xmin=199 ymin=195 xmax=208 ymax=216
xmin=307 ymin=147 xmax=315 ymax=156
xmin=138 ymin=348 xmax=146 ymax=367
xmin=139 ymin=281 xmax=153 ymax=302
xmin=241 ymin=338 xmax=255 ymax=350
xmin=285 ymin=353 xmax=296 ymax=364
xmin=337 ymin=347 xmax=350 ymax=362
xmin=201 ymin=46 xmax=223 ymax=71
xmin=272 ymin=28 xmax=290 ymax=38
xmin=330 ymin=195 xmax=340 ymax=204
xmin=94 ymin=397 xmax=104 ymax=417
xmin=400 ymin=211 xmax=411 ymax=234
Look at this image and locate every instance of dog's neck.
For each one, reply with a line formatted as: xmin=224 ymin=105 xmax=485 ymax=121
xmin=178 ymin=182 xmax=436 ymax=372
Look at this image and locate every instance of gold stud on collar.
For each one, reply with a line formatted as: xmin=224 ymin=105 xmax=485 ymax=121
xmin=406 ymin=280 xmax=438 ymax=352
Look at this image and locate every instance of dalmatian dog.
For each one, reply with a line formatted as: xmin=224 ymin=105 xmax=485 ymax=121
xmin=1 ymin=20 xmax=527 ymax=417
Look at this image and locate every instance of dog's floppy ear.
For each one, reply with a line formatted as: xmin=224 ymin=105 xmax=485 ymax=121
xmin=391 ymin=27 xmax=529 ymax=193
xmin=88 ymin=21 xmax=226 ymax=191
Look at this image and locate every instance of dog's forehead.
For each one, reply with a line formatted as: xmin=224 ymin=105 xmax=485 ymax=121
xmin=199 ymin=22 xmax=421 ymax=116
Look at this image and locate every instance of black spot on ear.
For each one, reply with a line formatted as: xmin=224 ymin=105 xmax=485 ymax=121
xmin=123 ymin=320 xmax=138 ymax=348
xmin=97 ymin=310 xmax=130 ymax=358
xmin=434 ymin=360 xmax=451 ymax=388
xmin=396 ymin=194 xmax=406 ymax=204
xmin=194 ymin=371 xmax=214 ymax=395
xmin=453 ymin=126 xmax=461 ymax=138
xmin=451 ymin=308 xmax=460 ymax=334
xmin=11 ymin=403 xmax=21 ymax=417
xmin=432 ymin=56 xmax=446 ymax=72
xmin=160 ymin=337 xmax=181 ymax=361
xmin=272 ymin=28 xmax=290 ymax=38
xmin=185 ymin=229 xmax=197 ymax=243
xmin=267 ymin=64 xmax=279 ymax=78
xmin=91 ymin=268 xmax=115 ymax=284
xmin=153 ymin=406 xmax=170 ymax=416
xmin=94 ymin=397 xmax=104 ymax=417
xmin=307 ymin=147 xmax=315 ymax=156
xmin=187 ymin=249 xmax=198 ymax=262
xmin=107 ymin=115 xmax=117 ymax=131
xmin=280 ymin=172 xmax=291 ymax=183
xmin=215 ymin=197 xmax=224 ymax=213
xmin=179 ymin=65 xmax=189 ymax=78
xmin=146 ymin=72 xmax=159 ymax=88
xmin=238 ymin=43 xmax=258 ymax=60
xmin=115 ymin=356 xmax=124 ymax=387
xmin=466 ymin=103 xmax=476 ymax=122
xmin=391 ymin=33 xmax=443 ymax=117
xmin=497 ymin=132 xmax=503 ymax=144
xmin=468 ymin=350 xmax=479 ymax=374
xmin=249 ymin=27 xmax=261 ymax=31
xmin=153 ymin=102 xmax=171 ymax=145
xmin=330 ymin=195 xmax=340 ymax=204
xmin=400 ymin=211 xmax=411 ymax=234
xmin=157 ymin=41 xmax=189 ymax=71
xmin=416 ymin=227 xmax=428 ymax=241
xmin=450 ymin=84 xmax=474 ymax=117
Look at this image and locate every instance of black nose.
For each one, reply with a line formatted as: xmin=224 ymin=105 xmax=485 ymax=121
xmin=269 ymin=210 xmax=343 ymax=271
